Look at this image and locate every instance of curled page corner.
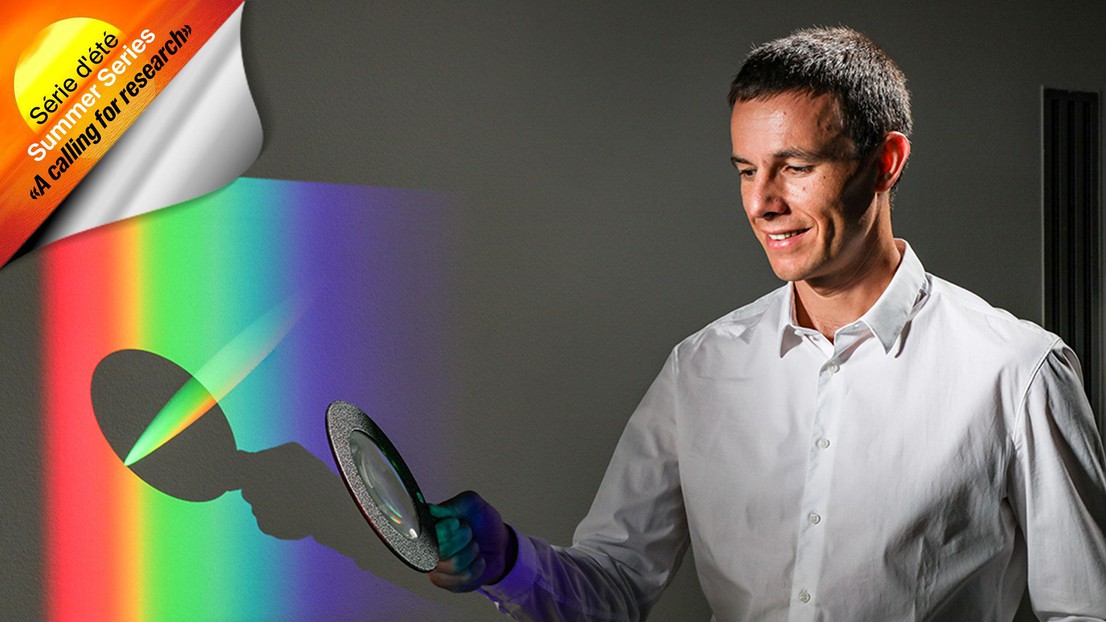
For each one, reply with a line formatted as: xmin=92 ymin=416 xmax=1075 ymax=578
xmin=29 ymin=4 xmax=261 ymax=250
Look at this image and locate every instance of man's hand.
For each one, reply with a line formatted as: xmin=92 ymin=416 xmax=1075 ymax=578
xmin=428 ymin=491 xmax=518 ymax=592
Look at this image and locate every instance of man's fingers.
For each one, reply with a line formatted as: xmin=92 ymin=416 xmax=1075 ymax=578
xmin=436 ymin=518 xmax=473 ymax=559
xmin=428 ymin=503 xmax=452 ymax=519
xmin=435 ymin=516 xmax=460 ymax=541
xmin=435 ymin=539 xmax=481 ymax=575
xmin=428 ymin=554 xmax=488 ymax=592
xmin=427 ymin=490 xmax=507 ymax=593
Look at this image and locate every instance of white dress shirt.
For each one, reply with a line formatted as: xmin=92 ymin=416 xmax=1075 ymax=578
xmin=481 ymin=241 xmax=1106 ymax=621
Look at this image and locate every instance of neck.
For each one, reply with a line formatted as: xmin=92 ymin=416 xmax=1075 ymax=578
xmin=794 ymin=237 xmax=903 ymax=342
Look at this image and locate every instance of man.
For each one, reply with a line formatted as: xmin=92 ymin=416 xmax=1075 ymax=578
xmin=429 ymin=27 xmax=1106 ymax=620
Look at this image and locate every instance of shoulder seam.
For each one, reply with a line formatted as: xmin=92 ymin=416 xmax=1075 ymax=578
xmin=1012 ymin=336 xmax=1064 ymax=452
xmin=928 ymin=278 xmax=1049 ymax=338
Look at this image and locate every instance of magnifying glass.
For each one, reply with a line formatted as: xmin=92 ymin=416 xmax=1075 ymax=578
xmin=326 ymin=400 xmax=439 ymax=572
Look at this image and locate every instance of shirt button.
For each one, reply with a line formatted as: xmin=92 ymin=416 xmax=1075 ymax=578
xmin=798 ymin=589 xmax=811 ymax=604
xmin=808 ymin=512 xmax=821 ymax=525
xmin=825 ymin=360 xmax=840 ymax=374
xmin=817 ymin=438 xmax=831 ymax=449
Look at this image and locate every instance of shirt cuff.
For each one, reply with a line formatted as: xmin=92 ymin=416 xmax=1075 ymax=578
xmin=478 ymin=524 xmax=539 ymax=609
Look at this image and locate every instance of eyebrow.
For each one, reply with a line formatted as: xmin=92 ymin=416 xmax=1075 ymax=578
xmin=730 ymin=147 xmax=831 ymax=167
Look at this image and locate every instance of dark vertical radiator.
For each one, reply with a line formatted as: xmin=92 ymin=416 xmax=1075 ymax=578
xmin=1043 ymin=88 xmax=1101 ymax=432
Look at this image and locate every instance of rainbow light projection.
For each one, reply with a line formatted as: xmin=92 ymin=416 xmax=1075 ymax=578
xmin=41 ymin=177 xmax=457 ymax=620
xmin=123 ymin=293 xmax=310 ymax=466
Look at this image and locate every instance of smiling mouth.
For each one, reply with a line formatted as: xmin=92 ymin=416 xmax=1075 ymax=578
xmin=767 ymin=229 xmax=808 ymax=241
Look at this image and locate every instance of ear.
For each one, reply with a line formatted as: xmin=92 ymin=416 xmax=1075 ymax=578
xmin=874 ymin=131 xmax=910 ymax=193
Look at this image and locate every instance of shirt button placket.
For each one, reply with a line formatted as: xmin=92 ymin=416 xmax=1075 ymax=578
xmin=789 ymin=353 xmax=843 ymax=622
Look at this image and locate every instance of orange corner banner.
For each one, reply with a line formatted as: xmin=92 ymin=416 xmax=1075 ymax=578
xmin=0 ymin=0 xmax=243 ymax=267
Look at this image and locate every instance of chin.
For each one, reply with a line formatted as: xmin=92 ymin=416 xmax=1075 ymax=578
xmin=765 ymin=260 xmax=807 ymax=283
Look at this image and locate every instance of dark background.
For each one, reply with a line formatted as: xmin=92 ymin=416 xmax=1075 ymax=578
xmin=3 ymin=1 xmax=1105 ymax=619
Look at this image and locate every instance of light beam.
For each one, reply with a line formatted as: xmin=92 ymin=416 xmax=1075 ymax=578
xmin=123 ymin=294 xmax=309 ymax=466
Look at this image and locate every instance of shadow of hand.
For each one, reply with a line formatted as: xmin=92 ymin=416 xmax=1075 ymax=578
xmin=238 ymin=442 xmax=393 ymax=572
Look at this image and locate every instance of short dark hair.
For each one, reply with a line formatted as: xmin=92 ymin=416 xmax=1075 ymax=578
xmin=728 ymin=27 xmax=912 ymax=158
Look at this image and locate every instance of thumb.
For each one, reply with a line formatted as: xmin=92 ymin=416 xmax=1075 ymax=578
xmin=428 ymin=503 xmax=454 ymax=519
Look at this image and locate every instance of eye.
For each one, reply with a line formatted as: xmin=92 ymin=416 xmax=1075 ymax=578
xmin=736 ymin=168 xmax=756 ymax=180
xmin=784 ymin=164 xmax=814 ymax=175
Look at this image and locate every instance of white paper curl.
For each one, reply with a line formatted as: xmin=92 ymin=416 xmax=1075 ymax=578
xmin=30 ymin=4 xmax=261 ymax=249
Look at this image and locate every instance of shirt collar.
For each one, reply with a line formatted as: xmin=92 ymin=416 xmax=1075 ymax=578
xmin=777 ymin=239 xmax=928 ymax=355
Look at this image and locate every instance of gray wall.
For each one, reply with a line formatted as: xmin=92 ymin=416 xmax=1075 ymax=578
xmin=0 ymin=2 xmax=1089 ymax=620
xmin=241 ymin=2 xmax=1105 ymax=618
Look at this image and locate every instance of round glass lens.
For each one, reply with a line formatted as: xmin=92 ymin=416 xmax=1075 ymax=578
xmin=348 ymin=430 xmax=420 ymax=539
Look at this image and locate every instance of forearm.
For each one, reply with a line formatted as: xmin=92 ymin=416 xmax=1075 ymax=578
xmin=480 ymin=527 xmax=656 ymax=622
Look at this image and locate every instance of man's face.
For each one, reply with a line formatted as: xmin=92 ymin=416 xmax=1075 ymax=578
xmin=730 ymin=91 xmax=881 ymax=287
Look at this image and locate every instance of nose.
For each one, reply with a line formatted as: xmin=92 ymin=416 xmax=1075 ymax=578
xmin=743 ymin=171 xmax=785 ymax=219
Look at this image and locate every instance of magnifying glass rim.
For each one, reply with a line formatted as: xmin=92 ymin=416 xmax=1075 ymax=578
xmin=326 ymin=400 xmax=439 ymax=572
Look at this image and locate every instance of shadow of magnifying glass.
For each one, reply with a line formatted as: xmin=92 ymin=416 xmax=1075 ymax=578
xmin=90 ymin=349 xmax=411 ymax=577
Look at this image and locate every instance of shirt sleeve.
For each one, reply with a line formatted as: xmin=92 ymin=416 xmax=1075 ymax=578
xmin=479 ymin=350 xmax=691 ymax=620
xmin=1010 ymin=341 xmax=1106 ymax=621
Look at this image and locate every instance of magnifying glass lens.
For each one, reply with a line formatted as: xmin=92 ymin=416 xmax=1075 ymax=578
xmin=348 ymin=430 xmax=420 ymax=539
